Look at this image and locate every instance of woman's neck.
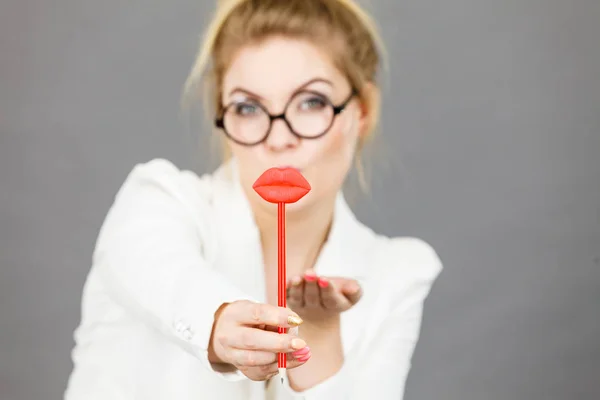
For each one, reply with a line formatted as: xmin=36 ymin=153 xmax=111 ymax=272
xmin=252 ymin=196 xmax=336 ymax=277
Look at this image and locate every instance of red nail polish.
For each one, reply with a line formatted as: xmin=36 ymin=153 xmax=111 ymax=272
xmin=293 ymin=346 xmax=310 ymax=357
xmin=305 ymin=274 xmax=317 ymax=282
xmin=297 ymin=353 xmax=311 ymax=362
xmin=318 ymin=278 xmax=329 ymax=288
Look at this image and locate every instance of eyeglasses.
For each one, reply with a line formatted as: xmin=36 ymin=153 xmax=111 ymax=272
xmin=215 ymin=89 xmax=357 ymax=146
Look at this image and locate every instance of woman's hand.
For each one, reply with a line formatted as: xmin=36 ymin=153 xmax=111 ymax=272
xmin=286 ymin=269 xmax=363 ymax=326
xmin=208 ymin=300 xmax=312 ymax=381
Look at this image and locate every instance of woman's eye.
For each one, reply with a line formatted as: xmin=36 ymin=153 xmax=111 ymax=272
xmin=300 ymin=97 xmax=327 ymax=111
xmin=235 ymin=103 xmax=259 ymax=116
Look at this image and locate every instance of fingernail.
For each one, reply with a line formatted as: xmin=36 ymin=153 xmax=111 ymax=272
xmin=318 ymin=278 xmax=329 ymax=288
xmin=292 ymin=276 xmax=302 ymax=286
xmin=291 ymin=338 xmax=306 ymax=350
xmin=292 ymin=346 xmax=310 ymax=357
xmin=287 ymin=315 xmax=303 ymax=326
xmin=304 ymin=274 xmax=317 ymax=282
xmin=297 ymin=352 xmax=311 ymax=362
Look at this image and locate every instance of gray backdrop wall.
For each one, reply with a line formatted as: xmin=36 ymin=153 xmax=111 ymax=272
xmin=1 ymin=1 xmax=598 ymax=399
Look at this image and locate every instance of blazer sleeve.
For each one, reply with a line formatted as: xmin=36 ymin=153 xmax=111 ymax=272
xmin=91 ymin=159 xmax=255 ymax=381
xmin=281 ymin=238 xmax=443 ymax=399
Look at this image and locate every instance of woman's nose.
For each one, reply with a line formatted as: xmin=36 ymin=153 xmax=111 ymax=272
xmin=265 ymin=117 xmax=300 ymax=151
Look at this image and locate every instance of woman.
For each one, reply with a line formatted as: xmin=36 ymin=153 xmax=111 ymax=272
xmin=65 ymin=0 xmax=442 ymax=399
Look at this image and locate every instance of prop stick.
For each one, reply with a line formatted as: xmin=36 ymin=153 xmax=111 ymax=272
xmin=252 ymin=167 xmax=311 ymax=383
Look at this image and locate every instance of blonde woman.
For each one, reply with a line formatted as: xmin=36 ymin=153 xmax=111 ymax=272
xmin=65 ymin=0 xmax=443 ymax=398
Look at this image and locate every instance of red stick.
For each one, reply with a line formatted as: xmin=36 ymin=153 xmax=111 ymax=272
xmin=278 ymin=202 xmax=287 ymax=369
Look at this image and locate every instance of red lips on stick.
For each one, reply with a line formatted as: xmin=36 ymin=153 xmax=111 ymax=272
xmin=252 ymin=167 xmax=311 ymax=382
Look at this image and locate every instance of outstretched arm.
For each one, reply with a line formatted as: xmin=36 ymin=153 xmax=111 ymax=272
xmin=91 ymin=159 xmax=254 ymax=379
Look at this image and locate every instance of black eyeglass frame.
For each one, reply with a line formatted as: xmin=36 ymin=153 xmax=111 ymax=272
xmin=214 ymin=89 xmax=358 ymax=146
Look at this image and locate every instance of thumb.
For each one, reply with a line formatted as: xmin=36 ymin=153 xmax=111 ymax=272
xmin=342 ymin=280 xmax=363 ymax=304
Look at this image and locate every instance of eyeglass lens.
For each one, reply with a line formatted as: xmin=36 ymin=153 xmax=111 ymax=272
xmin=222 ymin=91 xmax=335 ymax=144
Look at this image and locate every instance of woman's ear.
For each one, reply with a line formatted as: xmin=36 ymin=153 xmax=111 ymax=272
xmin=357 ymin=82 xmax=380 ymax=140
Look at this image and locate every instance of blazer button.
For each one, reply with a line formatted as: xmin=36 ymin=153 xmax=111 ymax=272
xmin=174 ymin=320 xmax=186 ymax=333
xmin=181 ymin=328 xmax=193 ymax=341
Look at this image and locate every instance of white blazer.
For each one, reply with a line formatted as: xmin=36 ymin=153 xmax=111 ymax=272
xmin=64 ymin=158 xmax=443 ymax=400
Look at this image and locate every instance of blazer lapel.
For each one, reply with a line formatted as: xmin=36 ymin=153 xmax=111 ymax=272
xmin=312 ymin=193 xmax=374 ymax=355
xmin=210 ymin=160 xmax=266 ymax=302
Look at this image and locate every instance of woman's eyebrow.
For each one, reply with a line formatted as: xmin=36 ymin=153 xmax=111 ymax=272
xmin=227 ymin=88 xmax=264 ymax=100
xmin=289 ymin=78 xmax=335 ymax=99
xmin=294 ymin=77 xmax=334 ymax=91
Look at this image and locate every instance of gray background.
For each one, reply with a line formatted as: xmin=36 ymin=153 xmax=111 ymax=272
xmin=1 ymin=0 xmax=599 ymax=399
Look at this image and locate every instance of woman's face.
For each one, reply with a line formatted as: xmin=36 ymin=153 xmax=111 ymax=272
xmin=221 ymin=36 xmax=368 ymax=213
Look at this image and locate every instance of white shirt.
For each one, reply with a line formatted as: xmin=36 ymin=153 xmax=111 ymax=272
xmin=64 ymin=158 xmax=443 ymax=400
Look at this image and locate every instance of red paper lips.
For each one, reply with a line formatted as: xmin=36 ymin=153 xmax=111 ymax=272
xmin=252 ymin=167 xmax=311 ymax=204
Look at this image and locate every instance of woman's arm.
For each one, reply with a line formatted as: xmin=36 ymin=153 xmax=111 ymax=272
xmin=91 ymin=159 xmax=254 ymax=379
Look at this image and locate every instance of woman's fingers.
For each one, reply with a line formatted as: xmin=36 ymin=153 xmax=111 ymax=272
xmin=239 ymin=347 xmax=311 ymax=380
xmin=287 ymin=274 xmax=363 ymax=312
xmin=238 ymin=361 xmax=279 ymax=381
xmin=288 ymin=346 xmax=312 ymax=367
xmin=341 ymin=280 xmax=363 ymax=305
xmin=231 ymin=300 xmax=303 ymax=328
xmin=228 ymin=348 xmax=277 ymax=367
xmin=226 ymin=334 xmax=310 ymax=368
xmin=221 ymin=327 xmax=306 ymax=353
xmin=303 ymin=270 xmax=320 ymax=307
xmin=287 ymin=326 xmax=299 ymax=337
xmin=231 ymin=324 xmax=309 ymax=381
xmin=318 ymin=277 xmax=351 ymax=310
xmin=262 ymin=323 xmax=299 ymax=335
xmin=287 ymin=276 xmax=304 ymax=309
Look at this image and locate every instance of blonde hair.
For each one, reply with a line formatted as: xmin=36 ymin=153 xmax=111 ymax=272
xmin=182 ymin=0 xmax=387 ymax=191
